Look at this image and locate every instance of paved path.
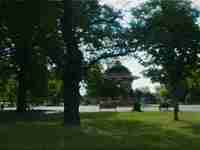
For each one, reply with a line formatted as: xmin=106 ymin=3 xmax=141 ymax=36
xmin=4 ymin=105 xmax=200 ymax=113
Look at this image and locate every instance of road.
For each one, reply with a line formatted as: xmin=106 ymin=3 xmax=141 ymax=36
xmin=4 ymin=105 xmax=200 ymax=113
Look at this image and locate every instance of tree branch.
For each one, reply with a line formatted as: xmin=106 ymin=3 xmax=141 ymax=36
xmin=84 ymin=48 xmax=136 ymax=71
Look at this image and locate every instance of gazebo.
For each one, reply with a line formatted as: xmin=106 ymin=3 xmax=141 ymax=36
xmin=104 ymin=61 xmax=138 ymax=90
xmin=103 ymin=61 xmax=139 ymax=106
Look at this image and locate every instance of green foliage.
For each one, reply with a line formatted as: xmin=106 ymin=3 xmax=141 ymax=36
xmin=0 ymin=1 xmax=62 ymax=107
xmin=48 ymin=79 xmax=63 ymax=105
xmin=186 ymin=68 xmax=200 ymax=89
xmin=130 ymin=0 xmax=200 ymax=99
xmin=159 ymin=86 xmax=171 ymax=99
xmin=0 ymin=79 xmax=17 ymax=103
xmin=53 ymin=0 xmax=126 ymax=71
xmin=185 ymin=68 xmax=200 ymax=103
xmin=85 ymin=64 xmax=104 ymax=97
xmin=71 ymin=0 xmax=130 ymax=65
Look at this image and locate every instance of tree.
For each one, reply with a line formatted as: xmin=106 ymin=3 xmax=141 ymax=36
xmin=0 ymin=79 xmax=17 ymax=105
xmin=85 ymin=64 xmax=104 ymax=98
xmin=48 ymin=69 xmax=64 ymax=106
xmin=62 ymin=0 xmax=136 ymax=127
xmin=0 ymin=0 xmax=61 ymax=112
xmin=184 ymin=68 xmax=200 ymax=104
xmin=130 ymin=0 xmax=200 ymax=120
xmin=159 ymin=86 xmax=170 ymax=101
xmin=63 ymin=0 xmax=82 ymax=127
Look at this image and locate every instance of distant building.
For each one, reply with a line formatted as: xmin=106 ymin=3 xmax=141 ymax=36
xmin=103 ymin=61 xmax=139 ymax=105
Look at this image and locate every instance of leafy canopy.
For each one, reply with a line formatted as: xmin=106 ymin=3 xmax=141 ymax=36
xmin=130 ymin=0 xmax=200 ymax=88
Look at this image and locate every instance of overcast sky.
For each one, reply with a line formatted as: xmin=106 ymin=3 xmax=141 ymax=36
xmin=103 ymin=0 xmax=200 ymax=9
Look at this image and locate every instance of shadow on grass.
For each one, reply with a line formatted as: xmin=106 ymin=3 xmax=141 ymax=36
xmin=0 ymin=112 xmax=200 ymax=150
xmin=0 ymin=111 xmax=64 ymax=150
xmin=0 ymin=111 xmax=118 ymax=124
xmin=0 ymin=110 xmax=63 ymax=124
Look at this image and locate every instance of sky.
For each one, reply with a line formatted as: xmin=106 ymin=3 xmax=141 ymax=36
xmin=103 ymin=0 xmax=200 ymax=9
xmin=121 ymin=58 xmax=160 ymax=92
xmin=101 ymin=0 xmax=200 ymax=92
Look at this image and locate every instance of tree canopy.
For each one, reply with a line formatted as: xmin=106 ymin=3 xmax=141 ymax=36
xmin=129 ymin=0 xmax=200 ymax=120
xmin=0 ymin=0 xmax=62 ymax=111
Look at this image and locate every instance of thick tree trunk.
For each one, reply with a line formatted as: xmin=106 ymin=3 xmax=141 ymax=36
xmin=171 ymin=82 xmax=182 ymax=121
xmin=16 ymin=45 xmax=30 ymax=112
xmin=63 ymin=45 xmax=83 ymax=127
xmin=63 ymin=46 xmax=83 ymax=127
xmin=63 ymin=0 xmax=83 ymax=127
xmin=16 ymin=66 xmax=27 ymax=112
xmin=64 ymin=75 xmax=80 ymax=127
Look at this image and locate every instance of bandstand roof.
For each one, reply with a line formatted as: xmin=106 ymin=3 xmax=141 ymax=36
xmin=104 ymin=61 xmax=139 ymax=80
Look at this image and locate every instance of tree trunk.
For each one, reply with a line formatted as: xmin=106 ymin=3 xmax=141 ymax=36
xmin=63 ymin=45 xmax=83 ymax=127
xmin=63 ymin=43 xmax=83 ymax=127
xmin=16 ymin=46 xmax=31 ymax=113
xmin=64 ymin=74 xmax=80 ymax=127
xmin=63 ymin=0 xmax=83 ymax=127
xmin=173 ymin=101 xmax=179 ymax=121
xmin=16 ymin=67 xmax=27 ymax=112
xmin=171 ymin=82 xmax=183 ymax=121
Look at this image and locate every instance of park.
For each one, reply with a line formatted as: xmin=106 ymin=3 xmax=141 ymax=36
xmin=0 ymin=0 xmax=200 ymax=149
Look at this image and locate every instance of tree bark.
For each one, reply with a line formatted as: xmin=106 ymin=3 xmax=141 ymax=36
xmin=16 ymin=46 xmax=31 ymax=112
xmin=16 ymin=67 xmax=27 ymax=112
xmin=63 ymin=39 xmax=83 ymax=126
xmin=63 ymin=47 xmax=83 ymax=127
xmin=171 ymin=82 xmax=182 ymax=121
xmin=63 ymin=0 xmax=83 ymax=127
xmin=64 ymin=73 xmax=81 ymax=127
xmin=173 ymin=101 xmax=179 ymax=121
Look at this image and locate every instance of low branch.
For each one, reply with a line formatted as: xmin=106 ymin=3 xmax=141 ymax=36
xmin=85 ymin=48 xmax=136 ymax=71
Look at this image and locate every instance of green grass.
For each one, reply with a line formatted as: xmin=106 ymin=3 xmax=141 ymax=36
xmin=0 ymin=111 xmax=200 ymax=150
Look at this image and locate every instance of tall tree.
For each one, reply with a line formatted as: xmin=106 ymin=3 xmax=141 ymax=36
xmin=63 ymin=0 xmax=82 ymax=127
xmin=62 ymin=0 xmax=135 ymax=126
xmin=129 ymin=0 xmax=200 ymax=120
xmin=0 ymin=0 xmax=61 ymax=112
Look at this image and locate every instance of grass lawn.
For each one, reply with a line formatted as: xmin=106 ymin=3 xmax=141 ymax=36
xmin=0 ymin=111 xmax=200 ymax=150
